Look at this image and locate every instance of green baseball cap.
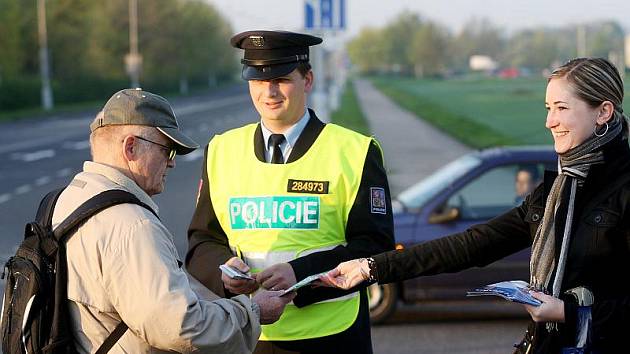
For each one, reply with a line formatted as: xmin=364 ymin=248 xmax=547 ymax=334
xmin=90 ymin=88 xmax=199 ymax=155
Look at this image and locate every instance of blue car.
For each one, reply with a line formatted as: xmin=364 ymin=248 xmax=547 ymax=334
xmin=368 ymin=146 xmax=558 ymax=323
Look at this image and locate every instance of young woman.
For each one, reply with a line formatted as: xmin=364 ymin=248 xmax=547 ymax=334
xmin=321 ymin=57 xmax=630 ymax=353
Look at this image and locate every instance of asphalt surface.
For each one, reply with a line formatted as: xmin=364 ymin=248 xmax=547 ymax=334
xmin=370 ymin=297 xmax=530 ymax=353
xmin=0 ymin=85 xmax=252 ymax=260
xmin=0 ymin=82 xmax=529 ymax=353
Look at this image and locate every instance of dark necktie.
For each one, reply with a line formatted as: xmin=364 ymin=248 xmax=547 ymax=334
xmin=269 ymin=134 xmax=285 ymax=164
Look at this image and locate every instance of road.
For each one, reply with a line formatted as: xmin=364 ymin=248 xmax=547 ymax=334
xmin=0 ymin=85 xmax=253 ymax=262
xmin=0 ymin=85 xmax=529 ymax=353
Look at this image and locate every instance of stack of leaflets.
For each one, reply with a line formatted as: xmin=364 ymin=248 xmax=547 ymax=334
xmin=466 ymin=280 xmax=541 ymax=306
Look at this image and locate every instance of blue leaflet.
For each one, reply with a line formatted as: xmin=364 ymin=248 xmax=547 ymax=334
xmin=466 ymin=280 xmax=542 ymax=306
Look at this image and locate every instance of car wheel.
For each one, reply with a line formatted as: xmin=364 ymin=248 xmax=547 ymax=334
xmin=368 ymin=283 xmax=398 ymax=324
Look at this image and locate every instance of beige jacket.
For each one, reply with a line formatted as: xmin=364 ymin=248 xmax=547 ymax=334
xmin=52 ymin=162 xmax=260 ymax=353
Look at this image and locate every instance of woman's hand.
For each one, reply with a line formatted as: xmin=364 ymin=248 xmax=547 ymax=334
xmin=524 ymin=291 xmax=565 ymax=322
xmin=318 ymin=259 xmax=371 ymax=290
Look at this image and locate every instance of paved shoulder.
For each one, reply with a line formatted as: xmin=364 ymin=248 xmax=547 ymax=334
xmin=353 ymin=79 xmax=471 ymax=195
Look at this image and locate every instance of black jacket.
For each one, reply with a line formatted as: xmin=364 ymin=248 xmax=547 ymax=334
xmin=186 ymin=111 xmax=394 ymax=338
xmin=373 ymin=137 xmax=630 ymax=353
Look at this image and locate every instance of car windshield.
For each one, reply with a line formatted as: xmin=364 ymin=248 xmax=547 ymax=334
xmin=397 ymin=154 xmax=482 ymax=210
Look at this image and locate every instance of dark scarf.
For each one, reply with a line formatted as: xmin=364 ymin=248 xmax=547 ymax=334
xmin=530 ymin=115 xmax=623 ymax=329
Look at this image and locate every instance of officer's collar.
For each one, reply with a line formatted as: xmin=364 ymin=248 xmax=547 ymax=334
xmin=260 ymin=108 xmax=310 ymax=150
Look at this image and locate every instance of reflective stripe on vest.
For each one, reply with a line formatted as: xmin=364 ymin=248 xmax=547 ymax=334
xmin=207 ymin=122 xmax=376 ymax=340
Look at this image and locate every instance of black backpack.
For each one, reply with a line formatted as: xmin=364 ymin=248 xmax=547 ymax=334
xmin=1 ymin=188 xmax=157 ymax=354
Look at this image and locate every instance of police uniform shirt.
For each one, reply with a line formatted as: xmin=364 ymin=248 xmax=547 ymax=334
xmin=260 ymin=108 xmax=309 ymax=163
xmin=186 ymin=109 xmax=395 ymax=307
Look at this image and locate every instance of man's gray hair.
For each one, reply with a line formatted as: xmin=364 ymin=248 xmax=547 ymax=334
xmin=89 ymin=113 xmax=160 ymax=160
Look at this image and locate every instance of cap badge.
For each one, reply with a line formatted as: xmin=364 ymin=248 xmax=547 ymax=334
xmin=249 ymin=35 xmax=265 ymax=47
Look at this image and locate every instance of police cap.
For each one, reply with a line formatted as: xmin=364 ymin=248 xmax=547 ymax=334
xmin=230 ymin=30 xmax=322 ymax=80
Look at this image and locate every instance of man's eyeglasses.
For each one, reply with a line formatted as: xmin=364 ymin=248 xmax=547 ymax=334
xmin=134 ymin=135 xmax=177 ymax=161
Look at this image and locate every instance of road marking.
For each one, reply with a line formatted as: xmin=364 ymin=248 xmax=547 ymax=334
xmin=181 ymin=149 xmax=204 ymax=162
xmin=62 ymin=140 xmax=90 ymax=150
xmin=35 ymin=176 xmax=52 ymax=186
xmin=0 ymin=194 xmax=10 ymax=204
xmin=0 ymin=119 xmax=90 ymax=155
xmin=11 ymin=149 xmax=56 ymax=162
xmin=15 ymin=185 xmax=32 ymax=195
xmin=57 ymin=168 xmax=73 ymax=177
xmin=0 ymin=95 xmax=246 ymax=156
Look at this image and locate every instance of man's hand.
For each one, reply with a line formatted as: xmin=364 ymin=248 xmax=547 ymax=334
xmin=222 ymin=257 xmax=259 ymax=294
xmin=256 ymin=263 xmax=296 ymax=291
xmin=524 ymin=291 xmax=565 ymax=322
xmin=318 ymin=259 xmax=370 ymax=290
xmin=252 ymin=290 xmax=296 ymax=324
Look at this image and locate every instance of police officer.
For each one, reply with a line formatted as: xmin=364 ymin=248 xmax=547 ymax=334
xmin=186 ymin=30 xmax=395 ymax=354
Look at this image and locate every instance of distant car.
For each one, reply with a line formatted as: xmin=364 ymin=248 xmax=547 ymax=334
xmin=368 ymin=146 xmax=557 ymax=324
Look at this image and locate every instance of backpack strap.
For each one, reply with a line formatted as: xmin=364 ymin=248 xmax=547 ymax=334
xmin=50 ymin=188 xmax=157 ymax=354
xmin=35 ymin=187 xmax=66 ymax=229
xmin=53 ymin=189 xmax=158 ymax=243
xmin=95 ymin=321 xmax=128 ymax=354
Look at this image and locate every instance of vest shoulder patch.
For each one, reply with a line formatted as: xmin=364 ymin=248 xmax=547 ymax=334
xmin=370 ymin=187 xmax=387 ymax=214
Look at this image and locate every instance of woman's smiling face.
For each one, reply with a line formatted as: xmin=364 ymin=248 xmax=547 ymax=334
xmin=545 ymin=77 xmax=600 ymax=154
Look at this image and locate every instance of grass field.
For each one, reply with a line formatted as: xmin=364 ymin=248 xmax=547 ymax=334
xmin=371 ymin=75 xmax=630 ymax=148
xmin=330 ymin=80 xmax=371 ymax=136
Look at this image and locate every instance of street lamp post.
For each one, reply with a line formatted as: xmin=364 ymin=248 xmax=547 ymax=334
xmin=37 ymin=0 xmax=54 ymax=110
xmin=125 ymin=0 xmax=142 ymax=88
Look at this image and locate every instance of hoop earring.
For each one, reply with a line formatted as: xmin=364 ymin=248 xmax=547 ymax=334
xmin=594 ymin=122 xmax=609 ymax=137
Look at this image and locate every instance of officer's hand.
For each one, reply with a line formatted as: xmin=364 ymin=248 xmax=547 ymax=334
xmin=524 ymin=291 xmax=565 ymax=322
xmin=222 ymin=257 xmax=259 ymax=295
xmin=318 ymin=259 xmax=370 ymax=290
xmin=256 ymin=263 xmax=296 ymax=291
xmin=252 ymin=290 xmax=296 ymax=325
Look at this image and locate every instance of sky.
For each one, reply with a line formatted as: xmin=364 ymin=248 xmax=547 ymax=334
xmin=207 ymin=0 xmax=630 ymax=38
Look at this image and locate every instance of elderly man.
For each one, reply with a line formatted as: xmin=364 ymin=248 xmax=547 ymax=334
xmin=52 ymin=88 xmax=293 ymax=353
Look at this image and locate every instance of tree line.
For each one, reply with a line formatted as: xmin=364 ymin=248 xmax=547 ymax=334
xmin=0 ymin=0 xmax=236 ymax=112
xmin=347 ymin=12 xmax=626 ymax=77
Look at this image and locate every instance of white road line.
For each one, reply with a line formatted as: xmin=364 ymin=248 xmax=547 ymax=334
xmin=57 ymin=168 xmax=73 ymax=178
xmin=0 ymin=124 xmax=89 ymax=155
xmin=181 ymin=149 xmax=204 ymax=162
xmin=0 ymin=96 xmax=246 ymax=156
xmin=0 ymin=194 xmax=11 ymax=204
xmin=35 ymin=176 xmax=52 ymax=186
xmin=11 ymin=149 xmax=56 ymax=162
xmin=62 ymin=140 xmax=90 ymax=150
xmin=15 ymin=185 xmax=32 ymax=195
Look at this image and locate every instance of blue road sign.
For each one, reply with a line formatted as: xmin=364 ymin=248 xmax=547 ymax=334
xmin=305 ymin=0 xmax=345 ymax=30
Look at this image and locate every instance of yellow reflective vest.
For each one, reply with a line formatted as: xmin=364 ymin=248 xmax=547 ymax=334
xmin=206 ymin=122 xmax=375 ymax=340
